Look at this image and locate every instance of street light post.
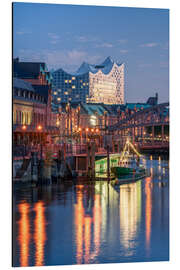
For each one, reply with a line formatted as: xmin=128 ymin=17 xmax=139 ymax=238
xmin=22 ymin=125 xmax=27 ymax=158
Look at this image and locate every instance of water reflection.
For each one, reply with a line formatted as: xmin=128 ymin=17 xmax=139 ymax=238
xmin=13 ymin=155 xmax=169 ymax=266
xmin=17 ymin=201 xmax=47 ymax=267
xmin=119 ymin=181 xmax=141 ymax=256
xmin=18 ymin=203 xmax=31 ymax=267
xmin=74 ymin=186 xmax=102 ymax=264
xmin=34 ymin=201 xmax=46 ymax=266
xmin=145 ymin=177 xmax=152 ymax=255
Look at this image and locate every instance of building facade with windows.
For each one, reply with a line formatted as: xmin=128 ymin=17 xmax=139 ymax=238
xmin=13 ymin=58 xmax=58 ymax=150
xmin=52 ymin=56 xmax=125 ymax=105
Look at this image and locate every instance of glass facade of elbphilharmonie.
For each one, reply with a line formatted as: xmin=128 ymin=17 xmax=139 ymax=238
xmin=52 ymin=56 xmax=125 ymax=105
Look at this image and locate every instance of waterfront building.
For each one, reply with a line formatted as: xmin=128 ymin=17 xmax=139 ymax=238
xmin=52 ymin=56 xmax=125 ymax=105
xmin=13 ymin=58 xmax=58 ymax=151
xmin=53 ymin=93 xmax=163 ymax=146
xmin=13 ymin=78 xmax=58 ymax=147
xmin=13 ymin=57 xmax=53 ymax=86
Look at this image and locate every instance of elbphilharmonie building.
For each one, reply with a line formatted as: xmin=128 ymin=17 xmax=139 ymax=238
xmin=52 ymin=57 xmax=124 ymax=105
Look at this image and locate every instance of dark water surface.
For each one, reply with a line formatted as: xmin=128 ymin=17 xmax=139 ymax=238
xmin=12 ymin=155 xmax=169 ymax=267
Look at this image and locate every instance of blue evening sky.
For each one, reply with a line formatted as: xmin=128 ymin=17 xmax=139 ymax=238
xmin=13 ymin=2 xmax=169 ymax=103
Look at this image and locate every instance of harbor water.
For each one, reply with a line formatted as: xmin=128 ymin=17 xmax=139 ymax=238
xmin=12 ymin=154 xmax=169 ymax=266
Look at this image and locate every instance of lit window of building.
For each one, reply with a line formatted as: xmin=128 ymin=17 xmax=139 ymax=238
xmin=57 ymin=97 xmax=61 ymax=101
xmin=54 ymin=91 xmax=57 ymax=95
xmin=52 ymin=56 xmax=124 ymax=105
xmin=64 ymin=91 xmax=68 ymax=95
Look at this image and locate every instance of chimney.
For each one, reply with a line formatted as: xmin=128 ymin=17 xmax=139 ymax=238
xmin=155 ymin=92 xmax=158 ymax=104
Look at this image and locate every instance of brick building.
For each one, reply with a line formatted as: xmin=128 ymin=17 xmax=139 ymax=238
xmin=13 ymin=58 xmax=58 ymax=153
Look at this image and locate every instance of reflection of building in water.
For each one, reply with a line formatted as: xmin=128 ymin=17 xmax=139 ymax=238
xmin=119 ymin=181 xmax=141 ymax=255
xmin=158 ymin=156 xmax=162 ymax=180
xmin=74 ymin=185 xmax=102 ymax=264
xmin=34 ymin=201 xmax=47 ymax=266
xmin=17 ymin=200 xmax=47 ymax=267
xmin=74 ymin=182 xmax=120 ymax=264
xmin=18 ymin=203 xmax=31 ymax=267
xmin=145 ymin=177 xmax=152 ymax=255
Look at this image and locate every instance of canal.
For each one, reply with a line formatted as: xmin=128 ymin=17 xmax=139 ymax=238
xmin=12 ymin=155 xmax=169 ymax=267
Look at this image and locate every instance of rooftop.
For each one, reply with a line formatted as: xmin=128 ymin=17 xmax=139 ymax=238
xmin=53 ymin=56 xmax=124 ymax=76
xmin=13 ymin=77 xmax=35 ymax=92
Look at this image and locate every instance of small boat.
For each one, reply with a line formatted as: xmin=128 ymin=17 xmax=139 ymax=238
xmin=111 ymin=166 xmax=147 ymax=186
xmin=110 ymin=137 xmax=147 ymax=186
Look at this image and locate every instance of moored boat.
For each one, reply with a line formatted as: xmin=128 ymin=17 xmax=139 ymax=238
xmin=111 ymin=166 xmax=147 ymax=186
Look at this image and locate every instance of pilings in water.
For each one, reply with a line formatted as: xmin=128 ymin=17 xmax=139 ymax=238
xmin=86 ymin=142 xmax=95 ymax=179
xmin=107 ymin=145 xmax=110 ymax=182
xmin=31 ymin=152 xmax=38 ymax=182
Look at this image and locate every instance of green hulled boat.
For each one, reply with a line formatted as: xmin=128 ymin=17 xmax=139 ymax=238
xmin=111 ymin=166 xmax=147 ymax=186
xmin=111 ymin=166 xmax=134 ymax=176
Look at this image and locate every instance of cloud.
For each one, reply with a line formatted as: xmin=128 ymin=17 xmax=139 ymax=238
xmin=48 ymin=33 xmax=60 ymax=44
xmin=163 ymin=42 xmax=169 ymax=50
xmin=76 ymin=35 xmax=100 ymax=43
xmin=77 ymin=36 xmax=90 ymax=42
xmin=160 ymin=61 xmax=169 ymax=68
xmin=140 ymin=42 xmax=158 ymax=48
xmin=48 ymin=33 xmax=60 ymax=40
xmin=120 ymin=49 xmax=128 ymax=54
xmin=138 ymin=63 xmax=153 ymax=68
xmin=50 ymin=40 xmax=58 ymax=45
xmin=95 ymin=43 xmax=113 ymax=48
xmin=118 ymin=39 xmax=128 ymax=44
xmin=17 ymin=48 xmax=101 ymax=71
xmin=16 ymin=30 xmax=31 ymax=35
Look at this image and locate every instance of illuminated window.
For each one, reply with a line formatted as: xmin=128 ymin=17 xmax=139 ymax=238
xmin=65 ymin=80 xmax=68 ymax=83
xmin=68 ymin=97 xmax=72 ymax=101
xmin=54 ymin=91 xmax=57 ymax=95
xmin=57 ymin=97 xmax=61 ymax=101
xmin=83 ymin=83 xmax=86 ymax=86
xmin=72 ymin=85 xmax=75 ymax=89
xmin=86 ymin=82 xmax=89 ymax=85
xmin=69 ymin=80 xmax=71 ymax=83
xmin=72 ymin=77 xmax=75 ymax=80
xmin=64 ymin=91 xmax=68 ymax=95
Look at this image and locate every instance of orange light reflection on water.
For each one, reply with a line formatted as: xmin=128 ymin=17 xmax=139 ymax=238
xmin=74 ymin=188 xmax=102 ymax=264
xmin=18 ymin=203 xmax=30 ymax=267
xmin=92 ymin=194 xmax=101 ymax=259
xmin=34 ymin=201 xmax=46 ymax=266
xmin=145 ymin=177 xmax=152 ymax=254
xmin=119 ymin=183 xmax=141 ymax=254
xmin=74 ymin=189 xmax=84 ymax=264
xmin=84 ymin=216 xmax=91 ymax=264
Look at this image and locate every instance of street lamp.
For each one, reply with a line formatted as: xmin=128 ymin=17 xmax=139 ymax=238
xmin=21 ymin=125 xmax=27 ymax=157
xmin=37 ymin=125 xmax=42 ymax=131
xmin=22 ymin=125 xmax=27 ymax=130
xmin=37 ymin=125 xmax=43 ymax=159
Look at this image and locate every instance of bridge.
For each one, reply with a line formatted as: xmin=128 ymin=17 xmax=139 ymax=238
xmin=108 ymin=102 xmax=169 ymax=152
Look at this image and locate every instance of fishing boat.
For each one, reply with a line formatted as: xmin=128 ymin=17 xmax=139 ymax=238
xmin=111 ymin=138 xmax=147 ymax=186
